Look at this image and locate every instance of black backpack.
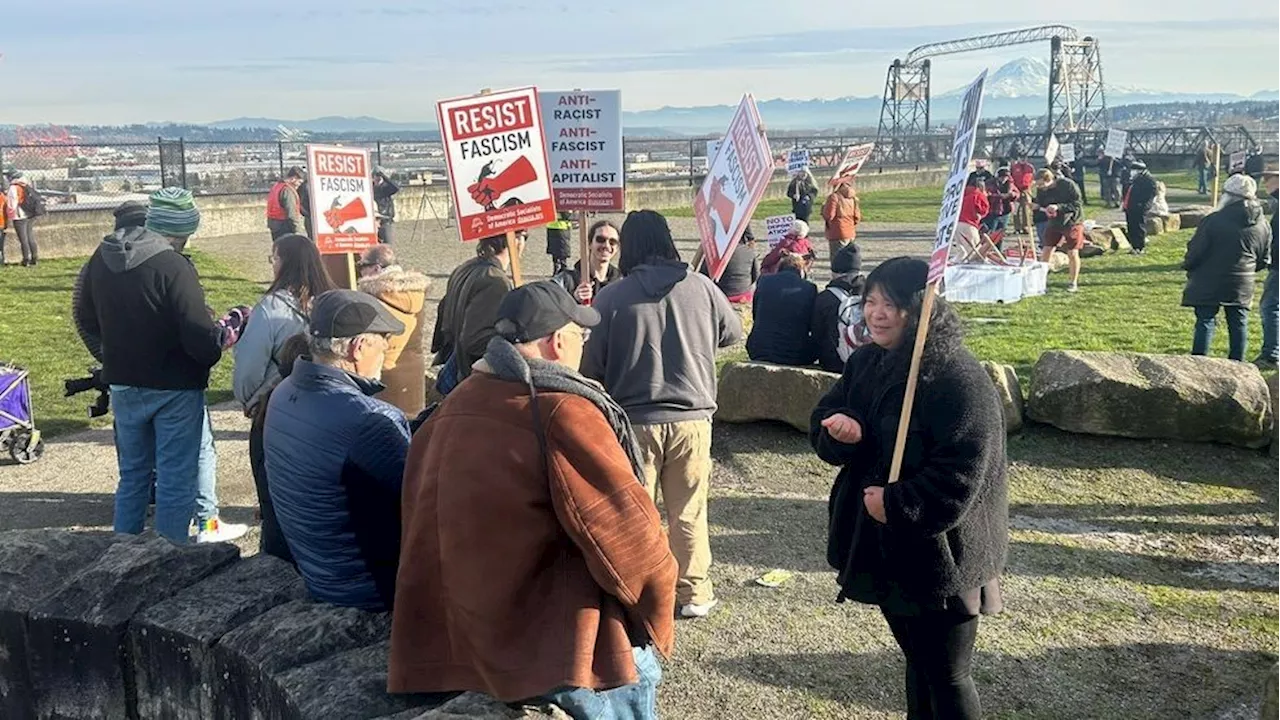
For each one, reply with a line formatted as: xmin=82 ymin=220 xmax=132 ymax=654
xmin=19 ymin=184 xmax=47 ymax=217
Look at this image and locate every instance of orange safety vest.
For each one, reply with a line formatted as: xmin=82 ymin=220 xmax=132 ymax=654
xmin=266 ymin=182 xmax=295 ymax=221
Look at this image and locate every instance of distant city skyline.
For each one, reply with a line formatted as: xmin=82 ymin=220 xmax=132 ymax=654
xmin=8 ymin=1 xmax=1279 ymax=125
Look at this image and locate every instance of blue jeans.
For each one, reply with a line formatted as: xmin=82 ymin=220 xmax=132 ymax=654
xmin=1192 ymin=305 xmax=1248 ymax=361
xmin=1260 ymin=271 xmax=1279 ymax=361
xmin=1197 ymin=166 xmax=1210 ymax=194
xmin=109 ymin=386 xmax=206 ymax=543
xmin=196 ymin=408 xmax=218 ymax=522
xmin=539 ymin=646 xmax=661 ymax=720
xmin=1034 ymin=221 xmax=1048 ymax=250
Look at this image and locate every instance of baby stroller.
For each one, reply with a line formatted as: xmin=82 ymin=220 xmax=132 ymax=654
xmin=0 ymin=364 xmax=45 ymax=464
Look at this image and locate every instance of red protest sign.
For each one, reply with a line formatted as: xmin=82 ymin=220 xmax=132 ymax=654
xmin=437 ymin=87 xmax=556 ymax=242
xmin=829 ymin=143 xmax=875 ymax=188
xmin=693 ymin=94 xmax=772 ymax=281
xmin=306 ymin=144 xmax=378 ymax=255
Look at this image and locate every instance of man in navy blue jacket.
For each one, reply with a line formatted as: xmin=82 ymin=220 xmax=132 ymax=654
xmin=264 ymin=289 xmax=408 ymax=611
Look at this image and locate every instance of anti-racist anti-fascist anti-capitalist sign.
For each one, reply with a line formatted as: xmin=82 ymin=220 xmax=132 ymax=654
xmin=829 ymin=143 xmax=876 ymax=188
xmin=928 ymin=71 xmax=987 ymax=285
xmin=306 ymin=144 xmax=378 ymax=255
xmin=1104 ymin=129 xmax=1128 ymax=159
xmin=437 ymin=86 xmax=556 ymax=242
xmin=693 ymin=94 xmax=772 ymax=282
xmin=540 ymin=90 xmax=624 ymax=212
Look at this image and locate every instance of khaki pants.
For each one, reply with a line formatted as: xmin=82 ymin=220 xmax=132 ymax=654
xmin=635 ymin=420 xmax=714 ymax=606
xmin=827 ymin=238 xmax=851 ymax=271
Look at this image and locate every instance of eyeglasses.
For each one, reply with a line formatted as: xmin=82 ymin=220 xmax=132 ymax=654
xmin=564 ymin=326 xmax=591 ymax=342
xmin=593 ymin=236 xmax=619 ymax=247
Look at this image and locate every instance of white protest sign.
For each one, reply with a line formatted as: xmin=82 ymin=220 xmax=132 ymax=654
xmin=787 ymin=149 xmax=810 ymax=174
xmin=1104 ymin=129 xmax=1128 ymax=159
xmin=765 ymin=214 xmax=795 ymax=248
xmin=540 ymin=89 xmax=624 ymax=212
xmin=1060 ymin=142 xmax=1076 ymax=164
xmin=829 ymin=142 xmax=876 ymax=188
xmin=1044 ymin=134 xmax=1060 ymax=164
xmin=693 ymin=94 xmax=772 ymax=281
xmin=306 ymin=144 xmax=378 ymax=255
xmin=928 ymin=71 xmax=987 ymax=285
xmin=436 ymin=86 xmax=556 ymax=242
xmin=1229 ymin=150 xmax=1247 ymax=174
xmin=705 ymin=139 xmax=722 ymax=168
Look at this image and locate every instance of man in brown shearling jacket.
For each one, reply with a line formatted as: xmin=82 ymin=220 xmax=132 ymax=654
xmin=389 ymin=281 xmax=677 ymax=717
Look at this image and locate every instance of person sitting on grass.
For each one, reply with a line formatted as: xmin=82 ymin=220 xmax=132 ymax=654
xmin=747 ymin=252 xmax=818 ymax=367
xmin=1034 ymin=169 xmax=1085 ymax=293
xmin=702 ymin=224 xmax=760 ymax=305
xmin=811 ymin=243 xmax=867 ymax=373
xmin=264 ymin=289 xmax=408 ymax=611
xmin=761 ymin=220 xmax=817 ymax=276
xmin=811 ymin=256 xmax=1007 ymax=720
xmin=1181 ymin=174 xmax=1272 ymax=363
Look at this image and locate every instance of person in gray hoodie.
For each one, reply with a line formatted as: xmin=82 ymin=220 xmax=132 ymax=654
xmin=582 ymin=209 xmax=743 ymax=619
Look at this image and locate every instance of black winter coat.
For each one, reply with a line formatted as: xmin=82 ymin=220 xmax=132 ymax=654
xmin=373 ymin=176 xmax=399 ymax=221
xmin=811 ymin=275 xmax=866 ymax=373
xmin=1127 ymin=171 xmax=1159 ymax=214
xmin=1181 ymin=199 xmax=1272 ymax=308
xmin=746 ymin=268 xmax=817 ymax=366
xmin=810 ymin=334 xmax=1008 ymax=606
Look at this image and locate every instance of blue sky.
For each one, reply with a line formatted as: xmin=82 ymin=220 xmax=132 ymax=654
xmin=8 ymin=1 xmax=1278 ymax=124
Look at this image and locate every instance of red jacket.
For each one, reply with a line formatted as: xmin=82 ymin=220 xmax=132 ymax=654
xmin=1010 ymin=161 xmax=1035 ymax=192
xmin=959 ymin=186 xmax=989 ymax=228
xmin=987 ymin=179 xmax=1019 ymax=218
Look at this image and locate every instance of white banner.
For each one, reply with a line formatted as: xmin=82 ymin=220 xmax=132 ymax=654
xmin=1044 ymin=134 xmax=1060 ymax=164
xmin=765 ymin=213 xmax=796 ymax=248
xmin=1060 ymin=142 xmax=1076 ymax=164
xmin=540 ymin=89 xmax=624 ymax=212
xmin=1104 ymin=129 xmax=1128 ymax=159
xmin=929 ymin=71 xmax=987 ymax=285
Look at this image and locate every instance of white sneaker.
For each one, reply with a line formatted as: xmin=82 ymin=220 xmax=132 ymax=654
xmin=678 ymin=599 xmax=719 ymax=619
xmin=196 ymin=518 xmax=249 ymax=543
xmin=1066 ymin=283 xmax=1079 ymax=293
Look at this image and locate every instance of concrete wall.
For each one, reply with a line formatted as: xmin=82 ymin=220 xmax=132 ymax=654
xmin=25 ymin=166 xmax=949 ymax=261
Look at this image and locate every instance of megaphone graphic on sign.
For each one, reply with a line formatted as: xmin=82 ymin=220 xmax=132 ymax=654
xmin=324 ymin=196 xmax=369 ymax=233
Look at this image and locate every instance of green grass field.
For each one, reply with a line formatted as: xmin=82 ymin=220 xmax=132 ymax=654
xmin=0 ymin=251 xmax=264 ymax=437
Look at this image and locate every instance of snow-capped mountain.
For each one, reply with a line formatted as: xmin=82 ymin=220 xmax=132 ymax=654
xmin=975 ymin=57 xmax=1050 ymax=99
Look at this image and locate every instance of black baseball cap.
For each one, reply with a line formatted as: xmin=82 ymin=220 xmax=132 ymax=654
xmin=308 ymin=289 xmax=405 ymax=339
xmin=494 ymin=281 xmax=600 ymax=343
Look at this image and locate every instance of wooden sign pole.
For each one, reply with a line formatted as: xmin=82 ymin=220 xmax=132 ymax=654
xmin=1212 ymin=144 xmax=1222 ymax=207
xmin=346 ymin=252 xmax=358 ymax=289
xmin=505 ymin=231 xmax=524 ymax=287
xmin=887 ymin=281 xmax=939 ymax=484
xmin=578 ymin=211 xmax=591 ymax=287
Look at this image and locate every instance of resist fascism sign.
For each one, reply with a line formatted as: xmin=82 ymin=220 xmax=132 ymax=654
xmin=693 ymin=94 xmax=772 ymax=281
xmin=437 ymin=87 xmax=556 ymax=242
xmin=541 ymin=89 xmax=624 ymax=211
xmin=306 ymin=144 xmax=378 ymax=254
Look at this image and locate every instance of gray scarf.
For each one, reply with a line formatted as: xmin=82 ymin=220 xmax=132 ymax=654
xmin=483 ymin=336 xmax=647 ymax=486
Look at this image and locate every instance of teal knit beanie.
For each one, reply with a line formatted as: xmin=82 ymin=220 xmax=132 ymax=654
xmin=146 ymin=187 xmax=201 ymax=237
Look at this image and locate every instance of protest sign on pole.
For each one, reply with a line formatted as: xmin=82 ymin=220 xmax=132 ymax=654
xmin=1229 ymin=150 xmax=1247 ymax=174
xmin=786 ymin=149 xmax=810 ymax=174
xmin=1060 ymin=142 xmax=1076 ymax=164
xmin=705 ymin=139 xmax=722 ymax=168
xmin=1044 ymin=134 xmax=1060 ymax=164
xmin=892 ymin=69 xmax=987 ymax=485
xmin=540 ymin=89 xmax=624 ymax=212
xmin=693 ymin=94 xmax=772 ymax=282
xmin=306 ymin=144 xmax=378 ymax=287
xmin=828 ymin=142 xmax=876 ymax=188
xmin=765 ymin=214 xmax=795 ymax=248
xmin=436 ymin=86 xmax=556 ymax=246
xmin=1104 ymin=129 xmax=1128 ymax=159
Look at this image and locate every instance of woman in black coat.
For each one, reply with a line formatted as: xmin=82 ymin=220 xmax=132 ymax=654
xmin=809 ymin=257 xmax=1008 ymax=720
xmin=1182 ymin=174 xmax=1273 ymax=361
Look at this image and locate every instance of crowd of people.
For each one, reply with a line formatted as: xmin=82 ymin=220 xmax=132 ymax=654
xmin=53 ymin=138 xmax=1278 ymax=718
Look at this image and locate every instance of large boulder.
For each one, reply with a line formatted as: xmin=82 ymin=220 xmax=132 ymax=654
xmin=24 ymin=535 xmax=239 ymax=720
xmin=981 ymin=361 xmax=1024 ymax=434
xmin=1045 ymin=251 xmax=1069 ymax=273
xmin=1028 ymin=351 xmax=1273 ymax=447
xmin=1268 ymin=373 xmax=1278 ymax=458
xmin=1162 ymin=213 xmax=1182 ymax=232
xmin=716 ymin=361 xmax=838 ymax=432
xmin=1144 ymin=216 xmax=1165 ymax=236
xmin=1174 ymin=205 xmax=1213 ymax=229
xmin=131 ymin=554 xmax=308 ymax=719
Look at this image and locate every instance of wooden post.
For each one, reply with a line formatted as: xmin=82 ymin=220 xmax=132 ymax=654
xmin=578 ymin=211 xmax=591 ymax=287
xmin=506 ymin=231 xmax=524 ymax=287
xmin=1212 ymin=144 xmax=1222 ymax=207
xmin=346 ymin=252 xmax=358 ymax=289
xmin=887 ymin=281 xmax=939 ymax=484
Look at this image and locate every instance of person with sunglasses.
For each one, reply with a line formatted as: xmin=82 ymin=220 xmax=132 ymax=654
xmin=552 ymin=219 xmax=621 ymax=304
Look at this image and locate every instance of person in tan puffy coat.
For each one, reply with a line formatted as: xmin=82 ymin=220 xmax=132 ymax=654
xmin=358 ymin=245 xmax=429 ymax=413
xmin=822 ymin=181 xmax=862 ymax=270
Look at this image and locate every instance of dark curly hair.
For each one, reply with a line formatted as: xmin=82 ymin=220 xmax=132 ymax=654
xmin=618 ymin=210 xmax=680 ymax=275
xmin=863 ymin=257 xmax=964 ymax=378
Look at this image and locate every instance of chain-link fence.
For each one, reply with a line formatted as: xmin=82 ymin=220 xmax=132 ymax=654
xmin=1 ymin=126 xmax=1270 ymax=210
